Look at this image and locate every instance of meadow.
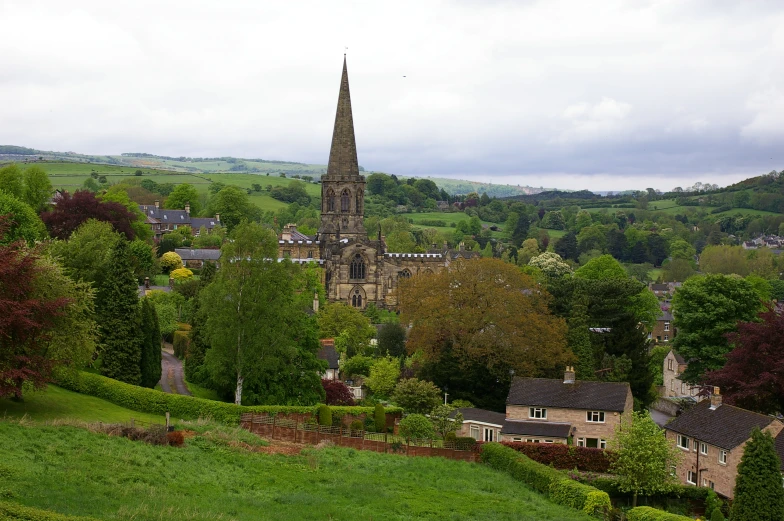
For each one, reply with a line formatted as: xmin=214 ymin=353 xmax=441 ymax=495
xmin=0 ymin=421 xmax=593 ymax=521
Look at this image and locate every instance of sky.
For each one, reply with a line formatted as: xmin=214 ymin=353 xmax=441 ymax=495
xmin=1 ymin=0 xmax=783 ymax=192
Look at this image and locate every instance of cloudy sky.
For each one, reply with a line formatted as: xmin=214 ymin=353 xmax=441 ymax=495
xmin=1 ymin=1 xmax=783 ymax=191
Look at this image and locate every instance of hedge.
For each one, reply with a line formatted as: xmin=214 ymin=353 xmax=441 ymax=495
xmin=480 ymin=443 xmax=610 ymax=518
xmin=0 ymin=502 xmax=99 ymax=521
xmin=580 ymin=475 xmax=712 ymax=502
xmin=501 ymin=441 xmax=614 ymax=473
xmin=626 ymin=506 xmax=694 ymax=521
xmin=54 ymin=370 xmax=401 ymax=426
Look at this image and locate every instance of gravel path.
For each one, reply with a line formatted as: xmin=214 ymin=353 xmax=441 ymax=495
xmin=159 ymin=349 xmax=192 ymax=396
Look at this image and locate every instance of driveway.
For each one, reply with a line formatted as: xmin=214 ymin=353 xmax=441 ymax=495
xmin=159 ymin=347 xmax=191 ymax=396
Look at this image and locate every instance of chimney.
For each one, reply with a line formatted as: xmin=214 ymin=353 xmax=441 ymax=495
xmin=154 ymin=200 xmax=160 ymax=209
xmin=215 ymin=213 xmax=220 ymax=222
xmin=459 ymin=241 xmax=465 ymax=251
xmin=281 ymin=224 xmax=292 ymax=242
xmin=564 ymin=366 xmax=575 ymax=384
xmin=710 ymin=387 xmax=722 ymax=409
xmin=144 ymin=276 xmax=150 ymax=289
xmin=185 ymin=202 xmax=190 ymax=215
xmin=313 ymin=291 xmax=319 ymax=313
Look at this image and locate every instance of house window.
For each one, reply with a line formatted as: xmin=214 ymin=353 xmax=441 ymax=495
xmin=544 ymin=440 xmax=554 ymax=444
xmin=687 ymin=471 xmax=696 ymax=485
xmin=668 ymin=359 xmax=673 ymax=371
xmin=664 ymin=335 xmax=669 ymax=342
xmin=709 ymin=480 xmax=715 ymax=490
xmin=719 ymin=450 xmax=728 ymax=465
xmin=585 ymin=438 xmax=601 ymax=448
xmin=700 ymin=443 xmax=708 ymax=455
xmin=577 ymin=438 xmax=585 ymax=447
xmin=587 ymin=411 xmax=605 ymax=423
xmin=469 ymin=425 xmax=480 ymax=440
xmin=529 ymin=407 xmax=547 ymax=419
xmin=341 ymin=189 xmax=351 ymax=212
xmin=307 ymin=250 xmax=314 ymax=259
xmin=526 ymin=438 xmax=538 ymax=443
xmin=349 ymin=254 xmax=366 ymax=280
xmin=326 ymin=189 xmax=336 ymax=212
xmin=599 ymin=439 xmax=607 ymax=449
xmin=664 ymin=322 xmax=670 ymax=332
xmin=483 ymin=428 xmax=495 ymax=442
xmin=282 ymin=250 xmax=291 ymax=258
xmin=512 ymin=437 xmax=523 ymax=442
xmin=677 ymin=434 xmax=690 ymax=451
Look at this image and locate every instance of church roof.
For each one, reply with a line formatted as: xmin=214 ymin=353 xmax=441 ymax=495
xmin=326 ymin=56 xmax=360 ymax=179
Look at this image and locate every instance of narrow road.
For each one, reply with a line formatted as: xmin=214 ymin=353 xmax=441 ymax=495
xmin=159 ymin=349 xmax=192 ymax=396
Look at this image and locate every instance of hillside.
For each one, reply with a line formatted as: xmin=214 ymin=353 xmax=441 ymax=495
xmin=0 ymin=420 xmax=593 ymax=521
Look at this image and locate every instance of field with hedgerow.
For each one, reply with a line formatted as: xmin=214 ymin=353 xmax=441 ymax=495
xmin=0 ymin=420 xmax=594 ymax=521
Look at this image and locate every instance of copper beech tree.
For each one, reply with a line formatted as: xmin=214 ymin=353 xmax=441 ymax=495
xmin=398 ymin=258 xmax=571 ymax=381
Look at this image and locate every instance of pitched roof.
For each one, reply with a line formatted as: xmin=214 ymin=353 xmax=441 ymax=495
xmin=506 ymin=376 xmax=630 ymax=412
xmin=317 ymin=342 xmax=339 ymax=370
xmin=190 ymin=217 xmax=220 ymax=230
xmin=174 ymin=248 xmax=221 ymax=261
xmin=501 ymin=420 xmax=572 ymax=438
xmin=326 ymin=56 xmax=360 ymax=179
xmin=665 ymin=400 xmax=775 ymax=450
xmin=658 ymin=310 xmax=674 ymax=321
xmin=450 ymin=408 xmax=505 ymax=426
xmin=669 ymin=350 xmax=686 ymax=364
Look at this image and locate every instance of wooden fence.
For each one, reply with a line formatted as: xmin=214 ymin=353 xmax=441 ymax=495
xmin=240 ymin=413 xmax=479 ymax=462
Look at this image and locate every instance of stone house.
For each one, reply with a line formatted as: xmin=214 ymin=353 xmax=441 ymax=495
xmin=664 ymin=388 xmax=783 ymax=498
xmin=174 ymin=248 xmax=221 ymax=269
xmin=662 ymin=350 xmax=700 ymax=399
xmin=453 ymin=408 xmax=506 ymax=443
xmin=650 ymin=283 xmax=671 ymax=298
xmin=317 ymin=339 xmax=340 ymax=381
xmin=649 ymin=309 xmax=675 ymax=344
xmin=504 ymin=367 xmax=634 ymax=448
xmin=138 ymin=201 xmax=221 ymax=241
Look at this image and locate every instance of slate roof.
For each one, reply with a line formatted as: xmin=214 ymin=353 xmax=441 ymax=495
xmin=450 ymin=408 xmax=505 ymax=426
xmin=670 ymin=350 xmax=686 ymax=364
xmin=658 ymin=310 xmax=674 ymax=321
xmin=317 ymin=342 xmax=340 ymax=370
xmin=174 ymin=248 xmax=221 ymax=261
xmin=664 ymin=400 xmax=776 ymax=450
xmin=501 ymin=420 xmax=572 ymax=438
xmin=138 ymin=206 xmax=220 ymax=230
xmin=506 ymin=376 xmax=630 ymax=412
xmin=191 ymin=217 xmax=221 ymax=230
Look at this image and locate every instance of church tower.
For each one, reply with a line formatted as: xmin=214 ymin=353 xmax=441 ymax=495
xmin=318 ymin=56 xmax=367 ymax=241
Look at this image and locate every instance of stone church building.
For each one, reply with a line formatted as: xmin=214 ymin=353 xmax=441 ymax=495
xmin=278 ymin=57 xmax=477 ymax=309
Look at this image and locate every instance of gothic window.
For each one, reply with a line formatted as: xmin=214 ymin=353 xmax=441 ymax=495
xmin=326 ymin=189 xmax=336 ymax=212
xmin=398 ymin=269 xmax=412 ymax=279
xmin=341 ymin=189 xmax=351 ymax=212
xmin=350 ymin=254 xmax=366 ymax=280
xmin=356 ymin=190 xmax=363 ymax=214
xmin=351 ymin=289 xmax=363 ymax=308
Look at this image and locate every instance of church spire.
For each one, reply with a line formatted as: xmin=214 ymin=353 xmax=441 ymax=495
xmin=326 ymin=55 xmax=360 ymax=178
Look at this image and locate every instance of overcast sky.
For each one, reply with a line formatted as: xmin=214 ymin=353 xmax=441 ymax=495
xmin=2 ymin=1 xmax=783 ymax=191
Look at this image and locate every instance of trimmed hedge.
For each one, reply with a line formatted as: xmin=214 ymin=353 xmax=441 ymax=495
xmin=626 ymin=507 xmax=694 ymax=521
xmin=501 ymin=441 xmax=614 ymax=473
xmin=55 ymin=370 xmax=401 ymax=426
xmin=0 ymin=501 xmax=99 ymax=521
xmin=580 ymin=475 xmax=712 ymax=502
xmin=480 ymin=443 xmax=610 ymax=518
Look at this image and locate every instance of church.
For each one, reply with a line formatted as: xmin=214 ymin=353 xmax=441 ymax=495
xmin=278 ymin=57 xmax=477 ymax=309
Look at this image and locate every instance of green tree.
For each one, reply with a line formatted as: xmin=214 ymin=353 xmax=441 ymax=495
xmin=731 ymin=427 xmax=784 ymax=521
xmin=669 ymin=239 xmax=696 ymax=261
xmin=128 ymin=238 xmax=159 ymax=282
xmin=0 ymin=190 xmax=48 ymax=245
xmin=317 ymin=302 xmax=375 ymax=356
xmin=98 ymin=240 xmax=143 ymax=384
xmin=365 ymin=356 xmax=401 ymax=398
xmin=672 ymin=274 xmax=761 ymax=383
xmin=662 ymin=258 xmax=696 ymax=282
xmin=49 ymin=219 xmax=119 ymax=287
xmin=398 ymin=413 xmax=435 ymax=441
xmin=207 ymin=186 xmax=261 ymax=231
xmin=164 ymin=183 xmax=201 ymax=214
xmin=139 ymin=298 xmax=162 ymax=388
xmin=0 ymin=163 xmax=23 ymax=198
xmin=610 ymin=411 xmax=680 ymax=507
xmin=377 ymin=322 xmax=407 ymax=358
xmin=529 ymin=252 xmax=573 ymax=279
xmin=430 ymin=404 xmax=463 ymax=439
xmin=22 ymin=166 xmax=53 ymax=212
xmin=341 ymin=355 xmax=373 ymax=379
xmin=392 ymin=378 xmax=442 ymax=413
xmin=575 ymin=254 xmax=627 ymax=280
xmin=516 ymin=238 xmax=540 ymax=266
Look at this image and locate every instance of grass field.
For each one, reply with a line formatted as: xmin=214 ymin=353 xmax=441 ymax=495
xmin=0 ymin=421 xmax=593 ymax=521
xmin=0 ymin=385 xmax=164 ymax=424
xmin=407 ymin=211 xmax=505 ymax=238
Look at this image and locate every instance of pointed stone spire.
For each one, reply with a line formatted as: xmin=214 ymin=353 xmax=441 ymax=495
xmin=326 ymin=55 xmax=360 ymax=178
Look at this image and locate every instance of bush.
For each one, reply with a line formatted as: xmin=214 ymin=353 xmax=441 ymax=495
xmin=391 ymin=378 xmax=441 ymax=414
xmin=501 ymin=441 xmax=614 ymax=473
xmin=54 ymin=370 xmax=401 ymax=426
xmin=170 ymin=267 xmax=193 ymax=281
xmin=398 ymin=414 xmax=435 ymax=440
xmin=446 ymin=436 xmax=477 ymax=451
xmin=317 ymin=404 xmax=332 ymax=426
xmin=374 ymin=402 xmax=385 ymax=432
xmin=166 ymin=430 xmax=185 ymax=447
xmin=160 ymin=251 xmax=183 ymax=272
xmin=626 ymin=506 xmax=694 ymax=521
xmin=350 ymin=420 xmax=363 ymax=432
xmin=481 ymin=443 xmax=610 ymax=517
xmin=321 ymin=379 xmax=355 ymax=406
xmin=710 ymin=509 xmax=725 ymax=521
xmin=172 ymin=330 xmax=189 ymax=359
xmin=0 ymin=501 xmax=100 ymax=520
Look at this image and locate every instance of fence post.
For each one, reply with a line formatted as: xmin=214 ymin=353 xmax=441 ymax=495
xmin=362 ymin=430 xmax=365 ymax=451
xmin=385 ymin=432 xmax=388 ymax=454
xmin=165 ymin=411 xmax=170 ymax=430
xmin=272 ymin=415 xmax=276 ymax=440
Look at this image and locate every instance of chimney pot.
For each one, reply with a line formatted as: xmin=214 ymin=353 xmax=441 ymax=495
xmin=564 ymin=365 xmax=576 ymax=384
xmin=185 ymin=202 xmax=190 ymax=215
xmin=154 ymin=200 xmax=160 ymax=209
xmin=710 ymin=387 xmax=722 ymax=409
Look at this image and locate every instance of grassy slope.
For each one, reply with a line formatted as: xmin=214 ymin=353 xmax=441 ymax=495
xmin=0 ymin=385 xmax=164 ymax=424
xmin=0 ymin=422 xmax=591 ymax=521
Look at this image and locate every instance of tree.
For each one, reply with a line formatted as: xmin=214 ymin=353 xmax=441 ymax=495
xmin=206 ymin=186 xmax=261 ymax=231
xmin=529 ymin=252 xmax=573 ymax=279
xmin=128 ymin=238 xmax=159 ymax=282
xmin=40 ymin=190 xmax=138 ymax=240
xmin=321 ymin=379 xmax=355 ymax=405
xmin=398 ymin=413 xmax=435 ymax=441
xmin=99 ymin=188 xmax=152 ymax=242
xmin=731 ymin=427 xmax=784 ymax=521
xmin=98 ymin=240 xmax=143 ymax=385
xmin=554 ymin=231 xmax=578 ymax=261
xmin=22 ymin=166 xmax=53 ymax=213
xmin=700 ymin=245 xmax=749 ymax=276
xmin=49 ymin=219 xmax=119 ymax=288
xmin=575 ymin=254 xmax=627 ymax=280
xmin=662 ymin=259 xmax=695 ymax=282
xmin=377 ymin=322 xmax=407 ymax=358
xmin=365 ymin=356 xmax=401 ymax=398
xmin=139 ymin=298 xmax=162 ymax=388
xmin=610 ymin=412 xmax=681 ymax=507
xmin=672 ymin=274 xmax=761 ymax=383
xmin=392 ymin=378 xmax=442 ymax=413
xmin=430 ymin=404 xmax=463 ymax=439
xmin=516 ymin=238 xmax=540 ymax=266
xmin=164 ymin=183 xmax=200 ymax=214
xmin=317 ymin=302 xmax=375 ymax=357
xmin=171 ymin=267 xmax=194 ymax=281
xmin=341 ymin=355 xmax=373 ymax=379
xmin=703 ymin=308 xmax=784 ymax=414
xmin=0 ymin=163 xmax=24 ymax=198
xmin=0 ymin=190 xmax=48 ymax=245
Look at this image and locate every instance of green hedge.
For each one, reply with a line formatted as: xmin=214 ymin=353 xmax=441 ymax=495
xmin=480 ymin=443 xmax=610 ymax=518
xmin=0 ymin=502 xmax=99 ymax=521
xmin=626 ymin=506 xmax=694 ymax=521
xmin=54 ymin=370 xmax=401 ymax=426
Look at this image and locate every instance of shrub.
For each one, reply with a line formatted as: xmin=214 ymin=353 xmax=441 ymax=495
xmin=166 ymin=430 xmax=185 ymax=447
xmin=350 ymin=420 xmax=363 ymax=432
xmin=0 ymin=501 xmax=100 ymax=520
xmin=321 ymin=379 xmax=355 ymax=406
xmin=170 ymin=267 xmax=193 ymax=281
xmin=391 ymin=378 xmax=441 ymax=414
xmin=317 ymin=404 xmax=332 ymax=426
xmin=451 ymin=399 xmax=474 ymax=408
xmin=160 ymin=251 xmax=183 ymax=272
xmin=398 ymin=414 xmax=435 ymax=440
xmin=172 ymin=330 xmax=190 ymax=359
xmin=374 ymin=402 xmax=385 ymax=432
xmin=710 ymin=509 xmax=725 ymax=521
xmin=54 ymin=370 xmax=401 ymax=426
xmin=550 ymin=479 xmax=611 ymax=517
xmin=626 ymin=506 xmax=694 ymax=521
xmin=501 ymin=441 xmax=614 ymax=473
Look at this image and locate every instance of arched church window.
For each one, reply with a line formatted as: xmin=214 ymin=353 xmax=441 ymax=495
xmin=327 ymin=189 xmax=336 ymax=212
xmin=341 ymin=189 xmax=351 ymax=212
xmin=398 ymin=269 xmax=412 ymax=279
xmin=351 ymin=289 xmax=363 ymax=308
xmin=350 ymin=254 xmax=366 ymax=280
xmin=355 ymin=190 xmax=363 ymax=214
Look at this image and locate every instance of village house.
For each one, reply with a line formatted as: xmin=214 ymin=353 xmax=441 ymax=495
xmin=317 ymin=339 xmax=340 ymax=381
xmin=649 ymin=309 xmax=676 ymax=344
xmin=662 ymin=350 xmax=700 ymax=399
xmin=453 ymin=408 xmax=506 ymax=443
xmin=664 ymin=388 xmax=784 ymax=499
xmin=174 ymin=248 xmax=221 ymax=269
xmin=138 ymin=201 xmax=221 ymax=241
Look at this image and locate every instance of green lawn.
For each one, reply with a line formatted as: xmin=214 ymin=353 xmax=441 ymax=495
xmin=0 ymin=421 xmax=593 ymax=521
xmin=185 ymin=380 xmax=223 ymax=401
xmin=0 ymin=385 xmax=165 ymax=424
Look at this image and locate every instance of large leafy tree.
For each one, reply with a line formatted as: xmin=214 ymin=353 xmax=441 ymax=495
xmin=377 ymin=322 xmax=407 ymax=357
xmin=22 ymin=166 xmax=53 ymax=213
xmin=41 ymin=190 xmax=139 ymax=240
xmin=98 ymin=240 xmax=142 ymax=384
xmin=0 ymin=191 xmax=48 ymax=245
xmin=164 ymin=183 xmax=201 ymax=214
xmin=139 ymin=298 xmax=162 ymax=388
xmin=206 ymin=186 xmax=261 ymax=232
xmin=672 ymin=274 xmax=761 ymax=383
xmin=48 ymin=219 xmax=119 ymax=287
xmin=0 ymin=164 xmax=24 ymax=198
xmin=317 ymin=302 xmax=375 ymax=357
xmin=731 ymin=427 xmax=784 ymax=521
xmin=703 ymin=308 xmax=784 ymax=414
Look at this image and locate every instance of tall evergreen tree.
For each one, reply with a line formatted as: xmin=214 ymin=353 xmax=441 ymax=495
xmin=731 ymin=427 xmax=784 ymax=521
xmin=98 ymin=240 xmax=142 ymax=384
xmin=184 ymin=295 xmax=210 ymax=385
xmin=139 ymin=298 xmax=162 ymax=388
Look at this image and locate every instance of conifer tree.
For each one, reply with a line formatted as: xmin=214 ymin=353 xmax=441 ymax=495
xmin=99 ymin=240 xmax=142 ymax=384
xmin=139 ymin=298 xmax=162 ymax=388
xmin=731 ymin=427 xmax=784 ymax=521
